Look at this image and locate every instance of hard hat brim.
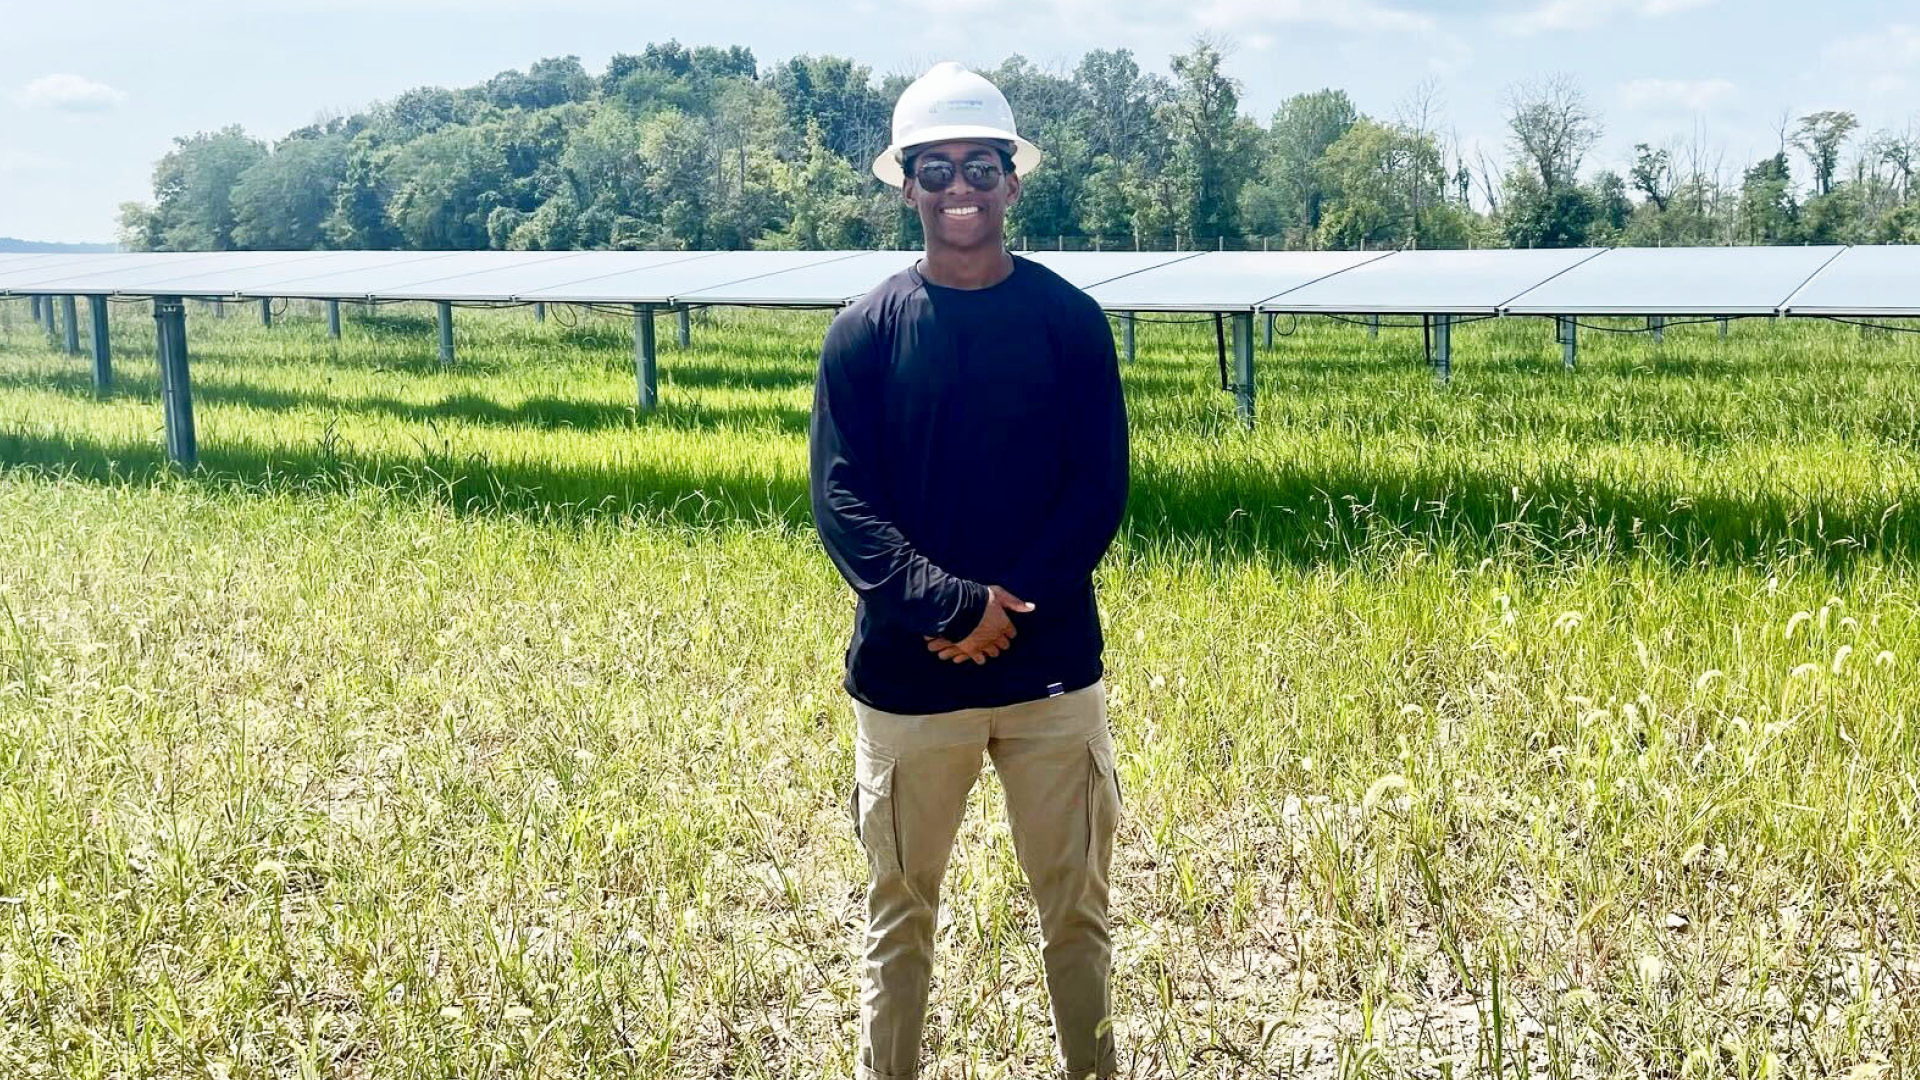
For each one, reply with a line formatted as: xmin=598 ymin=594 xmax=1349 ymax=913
xmin=872 ymin=129 xmax=1043 ymax=188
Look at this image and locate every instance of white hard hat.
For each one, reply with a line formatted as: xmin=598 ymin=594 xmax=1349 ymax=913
xmin=872 ymin=61 xmax=1043 ymax=188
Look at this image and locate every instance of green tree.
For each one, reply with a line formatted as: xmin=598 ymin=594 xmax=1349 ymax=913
xmin=1072 ymin=50 xmax=1167 ymax=163
xmin=1738 ymin=152 xmax=1798 ymax=244
xmin=487 ymin=56 xmax=594 ymax=111
xmin=385 ymin=125 xmax=507 ymax=249
xmin=1504 ymin=75 xmax=1600 ymax=193
xmin=325 ymin=135 xmax=401 ymax=249
xmin=1313 ymin=118 xmax=1455 ymax=249
xmin=1165 ymin=38 xmax=1255 ymax=244
xmin=769 ymin=56 xmax=888 ymax=166
xmin=761 ymin=120 xmax=872 ymax=249
xmin=116 ymin=202 xmax=159 ymax=251
xmin=1009 ymin=127 xmax=1091 ymax=243
xmin=639 ymin=109 xmax=720 ymax=248
xmin=1263 ymin=89 xmax=1358 ymax=239
xmin=1591 ymin=170 xmax=1631 ymax=240
xmin=1630 ymin=143 xmax=1673 ymax=212
xmin=1793 ymin=110 xmax=1858 ymax=197
xmin=1501 ymin=169 xmax=1597 ymax=248
xmin=147 ymin=126 xmax=268 ymax=250
xmin=232 ymin=134 xmax=350 ymax=249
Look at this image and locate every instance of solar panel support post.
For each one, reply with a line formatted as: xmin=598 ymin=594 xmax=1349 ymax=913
xmin=633 ymin=304 xmax=658 ymax=411
xmin=88 ymin=295 xmax=111 ymax=392
xmin=676 ymin=305 xmax=690 ymax=349
xmin=1649 ymin=315 xmax=1664 ymax=344
xmin=1121 ymin=312 xmax=1135 ymax=363
xmin=437 ymin=301 xmax=454 ymax=365
xmin=259 ymin=298 xmax=272 ymax=328
xmin=1718 ymin=317 xmax=1728 ymax=340
xmin=326 ymin=300 xmax=341 ymax=340
xmin=1263 ymin=311 xmax=1274 ymax=349
xmin=153 ymin=296 xmax=196 ymax=469
xmin=1433 ymin=314 xmax=1452 ymax=382
xmin=1368 ymin=314 xmax=1379 ymax=340
xmin=1232 ymin=311 xmax=1255 ymax=428
xmin=61 ymin=296 xmax=80 ymax=355
xmin=533 ymin=302 xmax=545 ymax=324
xmin=214 ymin=298 xmax=226 ymax=320
xmin=1562 ymin=317 xmax=1577 ymax=371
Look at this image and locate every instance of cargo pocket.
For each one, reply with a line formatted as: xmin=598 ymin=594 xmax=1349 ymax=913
xmin=1086 ymin=737 xmax=1121 ymax=864
xmin=852 ymin=752 xmax=902 ymax=878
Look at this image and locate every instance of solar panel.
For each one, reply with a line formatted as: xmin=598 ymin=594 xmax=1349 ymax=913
xmin=1268 ymin=248 xmax=1604 ymax=314
xmin=514 ymin=250 xmax=864 ymax=303
xmin=0 ymin=252 xmax=68 ymax=272
xmin=675 ymin=251 xmax=920 ymax=306
xmin=145 ymin=250 xmax=450 ymax=297
xmin=0 ymin=252 xmax=181 ymax=293
xmin=1020 ymin=251 xmax=1203 ymax=290
xmin=1780 ymin=244 xmax=1920 ymax=317
xmin=246 ymin=251 xmax=583 ymax=300
xmin=1084 ymin=251 xmax=1391 ymax=311
xmin=389 ymin=251 xmax=726 ymax=302
xmin=10 ymin=251 xmax=307 ymax=295
xmin=1503 ymin=245 xmax=1846 ymax=316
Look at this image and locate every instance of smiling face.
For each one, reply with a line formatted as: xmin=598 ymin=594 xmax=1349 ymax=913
xmin=903 ymin=140 xmax=1021 ymax=256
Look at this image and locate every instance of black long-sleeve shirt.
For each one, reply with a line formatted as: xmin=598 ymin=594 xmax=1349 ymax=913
xmin=809 ymin=255 xmax=1130 ymax=716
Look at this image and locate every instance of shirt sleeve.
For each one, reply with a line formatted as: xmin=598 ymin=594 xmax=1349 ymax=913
xmin=809 ymin=307 xmax=991 ymax=640
xmin=1000 ymin=298 xmax=1130 ymax=605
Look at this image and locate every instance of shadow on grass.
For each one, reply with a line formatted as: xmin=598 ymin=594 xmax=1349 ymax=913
xmin=6 ymin=363 xmax=813 ymax=434
xmin=5 ymin=423 xmax=1915 ymax=572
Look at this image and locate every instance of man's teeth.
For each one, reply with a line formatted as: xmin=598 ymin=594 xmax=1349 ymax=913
xmin=942 ymin=207 xmax=980 ymax=216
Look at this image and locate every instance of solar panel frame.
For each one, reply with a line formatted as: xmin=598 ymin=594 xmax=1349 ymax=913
xmin=1263 ymin=248 xmax=1606 ymax=315
xmin=1018 ymin=251 xmax=1205 ymax=290
xmin=0 ymin=252 xmax=69 ymax=273
xmin=1502 ymin=245 xmax=1847 ymax=316
xmin=1779 ymin=244 xmax=1920 ymax=317
xmin=366 ymin=251 xmax=727 ymax=303
xmin=8 ymin=251 xmax=308 ymax=295
xmin=1082 ymin=251 xmax=1394 ymax=311
xmin=672 ymin=251 xmax=921 ymax=306
xmin=145 ymin=250 xmax=453 ymax=298
xmin=0 ymin=252 xmax=214 ymax=294
xmin=241 ymin=251 xmax=585 ymax=301
xmin=513 ymin=250 xmax=868 ymax=304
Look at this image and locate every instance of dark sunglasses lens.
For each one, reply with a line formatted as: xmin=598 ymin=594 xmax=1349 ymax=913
xmin=962 ymin=161 xmax=1002 ymax=190
xmin=915 ymin=161 xmax=956 ymax=192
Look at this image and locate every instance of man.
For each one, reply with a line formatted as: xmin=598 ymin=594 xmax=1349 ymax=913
xmin=808 ymin=61 xmax=1131 ymax=1080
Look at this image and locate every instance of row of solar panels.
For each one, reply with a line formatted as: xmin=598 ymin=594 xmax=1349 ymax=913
xmin=0 ymin=244 xmax=1913 ymax=317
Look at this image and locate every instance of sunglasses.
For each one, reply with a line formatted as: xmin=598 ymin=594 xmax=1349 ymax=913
xmin=911 ymin=157 xmax=1006 ymax=193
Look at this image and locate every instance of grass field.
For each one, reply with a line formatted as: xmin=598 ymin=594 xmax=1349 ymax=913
xmin=1 ymin=295 xmax=1918 ymax=1078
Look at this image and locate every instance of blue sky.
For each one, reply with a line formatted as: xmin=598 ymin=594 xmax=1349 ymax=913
xmin=2 ymin=0 xmax=1914 ymax=243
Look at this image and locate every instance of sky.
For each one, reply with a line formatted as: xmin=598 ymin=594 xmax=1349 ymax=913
xmin=1 ymin=0 xmax=1915 ymax=243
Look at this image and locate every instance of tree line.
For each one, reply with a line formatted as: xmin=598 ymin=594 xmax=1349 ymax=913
xmin=116 ymin=39 xmax=1920 ymax=254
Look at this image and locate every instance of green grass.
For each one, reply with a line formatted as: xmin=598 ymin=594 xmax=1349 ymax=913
xmin=1 ymin=296 xmax=1918 ymax=1078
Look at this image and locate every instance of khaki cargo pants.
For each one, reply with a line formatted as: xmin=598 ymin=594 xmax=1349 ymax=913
xmin=850 ymin=679 xmax=1120 ymax=1080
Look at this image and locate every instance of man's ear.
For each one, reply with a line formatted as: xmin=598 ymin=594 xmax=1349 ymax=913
xmin=1005 ymin=172 xmax=1022 ymax=206
xmin=902 ymin=179 xmax=917 ymax=205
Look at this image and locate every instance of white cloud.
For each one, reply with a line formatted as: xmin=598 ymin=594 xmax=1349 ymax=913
xmin=1506 ymin=0 xmax=1713 ymax=36
xmin=1818 ymin=23 xmax=1920 ymax=102
xmin=1618 ymin=77 xmax=1737 ymax=113
xmin=15 ymin=74 xmax=128 ymax=112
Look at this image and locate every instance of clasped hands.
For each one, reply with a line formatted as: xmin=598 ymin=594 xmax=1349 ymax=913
xmin=923 ymin=585 xmax=1034 ymax=665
